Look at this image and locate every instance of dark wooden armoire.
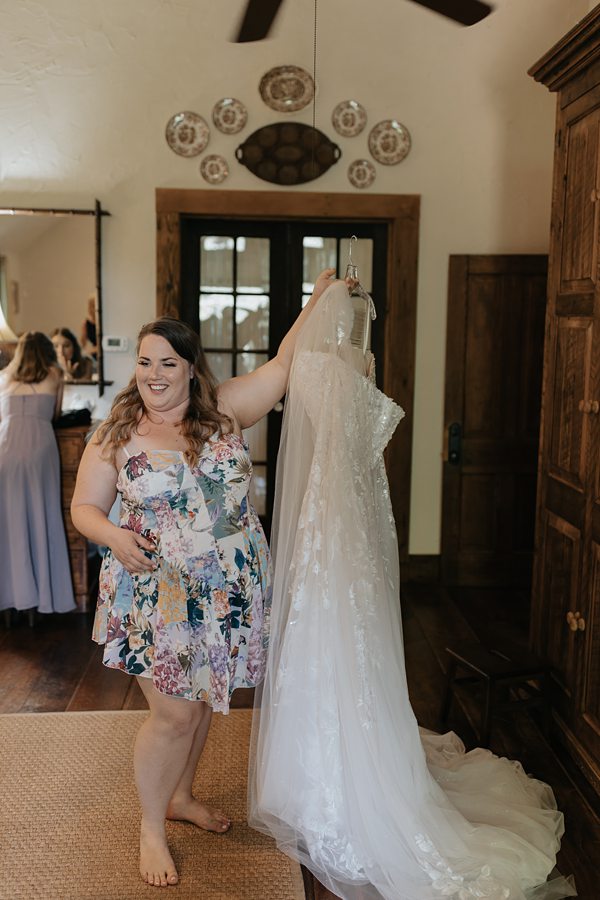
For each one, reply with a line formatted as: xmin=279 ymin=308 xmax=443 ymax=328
xmin=530 ymin=8 xmax=600 ymax=795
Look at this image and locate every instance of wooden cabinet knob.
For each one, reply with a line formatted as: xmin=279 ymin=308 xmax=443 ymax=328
xmin=566 ymin=610 xmax=585 ymax=631
xmin=578 ymin=399 xmax=598 ymax=414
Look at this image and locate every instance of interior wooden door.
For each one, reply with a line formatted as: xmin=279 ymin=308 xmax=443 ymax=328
xmin=441 ymin=255 xmax=548 ymax=587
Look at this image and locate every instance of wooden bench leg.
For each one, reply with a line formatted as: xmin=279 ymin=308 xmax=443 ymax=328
xmin=440 ymin=658 xmax=458 ymax=728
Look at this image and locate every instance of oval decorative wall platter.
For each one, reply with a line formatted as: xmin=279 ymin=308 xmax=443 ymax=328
xmin=236 ymin=123 xmax=340 ymax=185
xmin=165 ymin=111 xmax=210 ymax=157
xmin=259 ymin=65 xmax=315 ymax=112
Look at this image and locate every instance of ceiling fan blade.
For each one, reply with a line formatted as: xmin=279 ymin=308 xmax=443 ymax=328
xmin=234 ymin=0 xmax=285 ymax=42
xmin=408 ymin=0 xmax=493 ymax=26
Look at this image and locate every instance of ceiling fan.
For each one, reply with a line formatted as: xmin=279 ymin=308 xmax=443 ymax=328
xmin=234 ymin=0 xmax=493 ymax=42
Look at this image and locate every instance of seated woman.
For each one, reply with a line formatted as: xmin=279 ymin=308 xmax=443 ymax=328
xmin=51 ymin=327 xmax=96 ymax=381
xmin=0 ymin=332 xmax=76 ymax=619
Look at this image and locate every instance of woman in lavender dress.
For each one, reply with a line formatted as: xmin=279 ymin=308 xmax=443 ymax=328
xmin=0 ymin=332 xmax=75 ymax=617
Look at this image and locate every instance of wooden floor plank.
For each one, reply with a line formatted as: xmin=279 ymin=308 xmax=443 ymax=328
xmin=1 ymin=586 xmax=597 ymax=898
xmin=67 ymin=645 xmax=133 ymax=711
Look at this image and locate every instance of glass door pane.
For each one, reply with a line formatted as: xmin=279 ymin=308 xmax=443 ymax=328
xmin=302 ymin=236 xmax=337 ymax=307
xmin=199 ymin=234 xmax=270 ymax=378
xmin=200 ymin=236 xmax=234 ymax=292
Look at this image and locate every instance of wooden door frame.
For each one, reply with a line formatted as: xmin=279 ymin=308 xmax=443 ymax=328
xmin=155 ymin=188 xmax=420 ymax=562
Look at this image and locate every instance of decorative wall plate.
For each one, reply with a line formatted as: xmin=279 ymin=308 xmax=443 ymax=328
xmin=236 ymin=122 xmax=340 ymax=185
xmin=259 ymin=65 xmax=315 ymax=113
xmin=332 ymin=100 xmax=367 ymax=137
xmin=165 ymin=111 xmax=209 ymax=157
xmin=212 ymin=98 xmax=248 ymax=135
xmin=200 ymin=154 xmax=229 ymax=184
xmin=368 ymin=119 xmax=411 ymax=165
xmin=348 ymin=159 xmax=376 ymax=189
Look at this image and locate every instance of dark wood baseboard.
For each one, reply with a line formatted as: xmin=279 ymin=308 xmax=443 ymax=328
xmin=404 ymin=554 xmax=440 ymax=583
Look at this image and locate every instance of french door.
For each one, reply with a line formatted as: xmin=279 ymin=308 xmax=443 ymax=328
xmin=180 ymin=217 xmax=388 ymax=533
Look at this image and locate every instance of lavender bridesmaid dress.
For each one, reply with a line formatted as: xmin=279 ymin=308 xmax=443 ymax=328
xmin=0 ymin=391 xmax=76 ymax=613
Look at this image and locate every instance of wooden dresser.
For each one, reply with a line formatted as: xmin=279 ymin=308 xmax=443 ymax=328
xmin=529 ymin=8 xmax=600 ymax=796
xmin=56 ymin=425 xmax=90 ymax=611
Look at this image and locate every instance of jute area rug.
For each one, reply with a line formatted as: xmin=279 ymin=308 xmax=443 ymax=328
xmin=0 ymin=709 xmax=305 ymax=900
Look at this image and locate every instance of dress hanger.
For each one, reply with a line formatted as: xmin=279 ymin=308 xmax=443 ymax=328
xmin=345 ymin=236 xmax=377 ymax=355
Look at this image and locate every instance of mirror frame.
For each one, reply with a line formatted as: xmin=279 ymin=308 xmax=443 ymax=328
xmin=0 ymin=199 xmax=110 ymax=395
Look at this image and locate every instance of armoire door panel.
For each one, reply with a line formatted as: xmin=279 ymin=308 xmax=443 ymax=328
xmin=540 ymin=513 xmax=582 ymax=705
xmin=555 ymin=292 xmax=595 ymax=317
xmin=559 ymin=113 xmax=600 ymax=294
xmin=574 ymin=541 xmax=600 ymax=761
xmin=545 ymin=475 xmax=585 ymax=530
xmin=548 ymin=318 xmax=593 ymax=487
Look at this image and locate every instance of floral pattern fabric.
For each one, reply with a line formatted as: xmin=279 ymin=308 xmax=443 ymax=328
xmin=93 ymin=432 xmax=272 ymax=713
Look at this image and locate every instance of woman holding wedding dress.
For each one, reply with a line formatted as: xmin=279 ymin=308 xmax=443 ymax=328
xmin=248 ymin=280 xmax=576 ymax=900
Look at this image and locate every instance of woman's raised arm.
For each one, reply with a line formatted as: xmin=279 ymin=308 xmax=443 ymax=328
xmin=218 ymin=268 xmax=343 ymax=429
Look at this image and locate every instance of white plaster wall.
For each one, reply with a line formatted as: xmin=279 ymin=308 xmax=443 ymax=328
xmin=0 ymin=0 xmax=589 ymax=552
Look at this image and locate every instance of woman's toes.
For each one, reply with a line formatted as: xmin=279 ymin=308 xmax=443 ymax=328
xmin=167 ymin=872 xmax=179 ymax=884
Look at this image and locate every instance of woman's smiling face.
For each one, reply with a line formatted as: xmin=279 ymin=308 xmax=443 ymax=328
xmin=136 ymin=334 xmax=193 ymax=413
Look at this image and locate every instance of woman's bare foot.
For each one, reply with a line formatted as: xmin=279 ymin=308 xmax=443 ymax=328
xmin=139 ymin=821 xmax=179 ymax=887
xmin=166 ymin=796 xmax=231 ymax=833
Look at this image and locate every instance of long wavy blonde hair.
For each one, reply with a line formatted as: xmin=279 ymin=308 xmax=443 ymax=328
xmin=96 ymin=317 xmax=232 ymax=467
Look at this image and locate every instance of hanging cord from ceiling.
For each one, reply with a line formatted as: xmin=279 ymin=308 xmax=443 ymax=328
xmin=311 ymin=0 xmax=318 ymax=176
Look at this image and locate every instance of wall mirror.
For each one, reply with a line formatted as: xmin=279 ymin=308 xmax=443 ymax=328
xmin=0 ymin=200 xmax=110 ymax=395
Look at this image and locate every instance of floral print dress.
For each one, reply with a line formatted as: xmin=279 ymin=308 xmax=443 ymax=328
xmin=93 ymin=432 xmax=272 ymax=713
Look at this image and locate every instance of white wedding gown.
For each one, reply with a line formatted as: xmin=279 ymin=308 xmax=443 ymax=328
xmin=248 ymin=282 xmax=576 ymax=900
